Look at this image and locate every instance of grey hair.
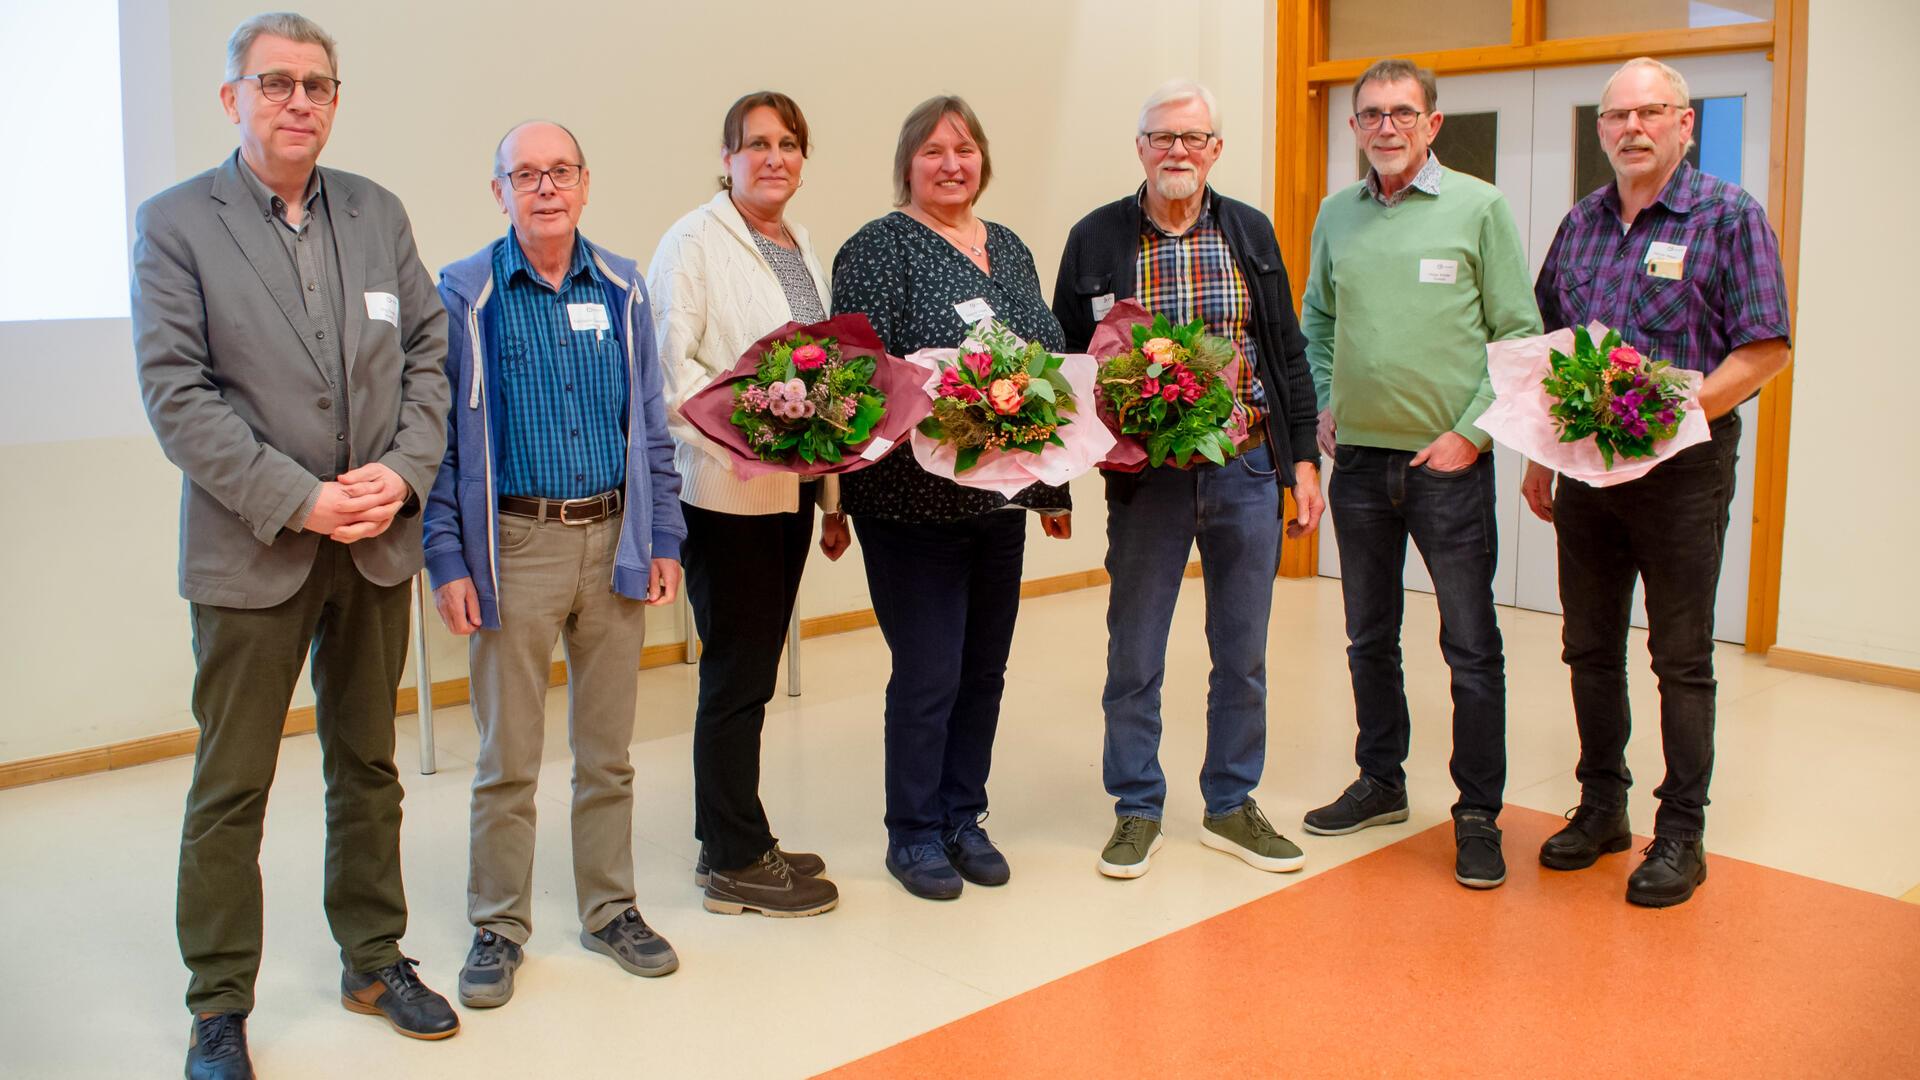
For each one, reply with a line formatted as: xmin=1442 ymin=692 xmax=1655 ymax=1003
xmin=1601 ymin=56 xmax=1692 ymax=109
xmin=1138 ymin=79 xmax=1221 ymax=137
xmin=493 ymin=120 xmax=588 ymax=176
xmin=224 ymin=12 xmax=338 ymax=81
xmin=1352 ymin=58 xmax=1437 ymax=113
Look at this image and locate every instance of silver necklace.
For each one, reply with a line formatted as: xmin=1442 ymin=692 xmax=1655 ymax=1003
xmin=924 ymin=213 xmax=985 ymax=257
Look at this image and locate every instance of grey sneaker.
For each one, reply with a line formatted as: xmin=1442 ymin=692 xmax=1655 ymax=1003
xmin=457 ymin=929 xmax=522 ymax=1008
xmin=1097 ymin=815 xmax=1165 ymax=879
xmin=580 ymin=908 xmax=678 ymax=978
xmin=1201 ymin=799 xmax=1306 ymax=872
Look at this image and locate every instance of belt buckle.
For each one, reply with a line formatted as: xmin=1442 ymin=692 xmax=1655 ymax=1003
xmin=558 ymin=495 xmax=601 ymax=526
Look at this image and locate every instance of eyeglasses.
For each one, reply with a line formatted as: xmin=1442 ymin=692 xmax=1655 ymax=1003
xmin=1354 ymin=107 xmax=1426 ymax=131
xmin=1598 ymin=102 xmax=1685 ymax=129
xmin=1141 ymin=130 xmax=1216 ymax=152
xmin=497 ymin=164 xmax=585 ymax=192
xmin=235 ymin=73 xmax=340 ymax=105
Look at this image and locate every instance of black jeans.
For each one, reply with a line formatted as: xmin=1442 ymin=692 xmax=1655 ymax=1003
xmin=854 ymin=511 xmax=1026 ymax=846
xmin=1329 ymin=445 xmax=1507 ymax=816
xmin=1555 ymin=412 xmax=1741 ymax=842
xmin=682 ymin=500 xmax=814 ymax=871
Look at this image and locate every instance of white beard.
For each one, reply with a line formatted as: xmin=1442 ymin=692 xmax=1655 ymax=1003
xmin=1154 ymin=169 xmax=1200 ymax=201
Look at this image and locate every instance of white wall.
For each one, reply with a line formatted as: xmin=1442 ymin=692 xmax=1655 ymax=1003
xmin=0 ymin=0 xmax=1274 ymax=762
xmin=1773 ymin=0 xmax=1920 ymax=670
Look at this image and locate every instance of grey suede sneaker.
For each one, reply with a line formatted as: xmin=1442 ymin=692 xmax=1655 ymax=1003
xmin=457 ymin=929 xmax=522 ymax=1008
xmin=581 ymin=908 xmax=678 ymax=978
xmin=1097 ymin=815 xmax=1165 ymax=879
xmin=1201 ymin=798 xmax=1307 ymax=872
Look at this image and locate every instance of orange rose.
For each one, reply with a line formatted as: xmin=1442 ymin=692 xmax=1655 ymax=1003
xmin=987 ymin=378 xmax=1023 ymax=414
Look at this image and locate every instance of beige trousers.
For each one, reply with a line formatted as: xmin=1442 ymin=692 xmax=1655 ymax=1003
xmin=468 ymin=512 xmax=645 ymax=942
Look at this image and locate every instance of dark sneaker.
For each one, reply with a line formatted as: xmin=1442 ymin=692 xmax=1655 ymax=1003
xmin=1627 ymin=837 xmax=1707 ymax=908
xmin=886 ymin=840 xmax=964 ymax=900
xmin=340 ymin=957 xmax=459 ymax=1040
xmin=186 ymin=1012 xmax=251 ymax=1080
xmin=944 ymin=813 xmax=1010 ymax=886
xmin=1200 ymin=798 xmax=1306 ymax=872
xmin=1302 ymin=775 xmax=1410 ymax=836
xmin=704 ymin=849 xmax=839 ymax=917
xmin=1097 ymin=815 xmax=1164 ymax=879
xmin=1454 ymin=811 xmax=1507 ymax=889
xmin=694 ymin=844 xmax=827 ymax=888
xmin=581 ymin=908 xmax=678 ymax=977
xmin=1539 ymin=804 xmax=1633 ymax=870
xmin=457 ymin=929 xmax=522 ymax=1009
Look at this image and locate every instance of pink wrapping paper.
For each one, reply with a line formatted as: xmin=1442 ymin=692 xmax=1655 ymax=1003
xmin=1477 ymin=323 xmax=1709 ymax=488
xmin=901 ymin=325 xmax=1118 ymax=497
xmin=680 ymin=314 xmax=931 ymax=481
xmin=1086 ymin=299 xmax=1248 ymax=473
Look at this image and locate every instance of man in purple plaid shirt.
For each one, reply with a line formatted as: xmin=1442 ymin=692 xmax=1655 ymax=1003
xmin=1524 ymin=58 xmax=1791 ymax=909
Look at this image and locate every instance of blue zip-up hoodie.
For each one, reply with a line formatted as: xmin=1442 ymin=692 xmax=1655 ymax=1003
xmin=423 ymin=233 xmax=685 ymax=630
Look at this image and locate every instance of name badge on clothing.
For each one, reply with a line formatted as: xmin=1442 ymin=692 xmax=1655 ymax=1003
xmin=1418 ymin=259 xmax=1459 ymax=285
xmin=954 ymin=297 xmax=995 ymax=324
xmin=568 ymin=302 xmax=611 ymax=340
xmin=1645 ymin=241 xmax=1687 ymax=281
xmin=363 ymin=291 xmax=399 ymax=327
xmin=1090 ymin=293 xmax=1117 ymax=322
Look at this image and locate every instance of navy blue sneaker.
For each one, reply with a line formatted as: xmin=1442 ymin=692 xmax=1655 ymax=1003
xmin=886 ymin=840 xmax=963 ymax=900
xmin=944 ymin=813 xmax=1010 ymax=886
xmin=186 ymin=1011 xmax=251 ymax=1079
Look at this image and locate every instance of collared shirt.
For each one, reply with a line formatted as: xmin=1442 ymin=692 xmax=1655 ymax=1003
xmin=1135 ymin=187 xmax=1265 ymax=426
xmin=1363 ymin=152 xmax=1444 ymax=208
xmin=1535 ymin=160 xmax=1790 ymax=375
xmin=491 ymin=230 xmax=629 ymax=500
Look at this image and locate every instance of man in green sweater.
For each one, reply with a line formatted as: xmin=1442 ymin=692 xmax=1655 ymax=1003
xmin=1299 ymin=59 xmax=1542 ymax=890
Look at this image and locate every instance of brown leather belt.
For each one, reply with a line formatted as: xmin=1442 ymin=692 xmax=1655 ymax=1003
xmin=1237 ymin=424 xmax=1267 ymax=453
xmin=498 ymin=490 xmax=622 ymax=525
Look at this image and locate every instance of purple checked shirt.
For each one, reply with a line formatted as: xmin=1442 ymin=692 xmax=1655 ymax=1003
xmin=1534 ymin=161 xmax=1789 ymax=375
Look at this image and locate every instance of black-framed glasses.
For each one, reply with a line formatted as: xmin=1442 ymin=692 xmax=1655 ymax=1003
xmin=1354 ymin=106 xmax=1425 ymax=131
xmin=235 ymin=73 xmax=340 ymax=105
xmin=1598 ymin=102 xmax=1684 ymax=130
xmin=496 ymin=164 xmax=585 ymax=192
xmin=1141 ymin=130 xmax=1216 ymax=152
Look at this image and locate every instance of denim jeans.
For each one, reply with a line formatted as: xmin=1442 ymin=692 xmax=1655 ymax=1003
xmin=855 ymin=511 xmax=1026 ymax=846
xmin=1328 ymin=444 xmax=1506 ymax=815
xmin=1102 ymin=444 xmax=1282 ymax=819
xmin=1555 ymin=413 xmax=1741 ymax=842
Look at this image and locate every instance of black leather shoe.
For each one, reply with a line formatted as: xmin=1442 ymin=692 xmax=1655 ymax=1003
xmin=1627 ymin=837 xmax=1707 ymax=907
xmin=1303 ymin=775 xmax=1410 ymax=836
xmin=341 ymin=956 xmax=460 ymax=1040
xmin=1539 ymin=804 xmax=1633 ymax=870
xmin=1453 ymin=811 xmax=1506 ymax=889
xmin=186 ymin=1011 xmax=252 ymax=1080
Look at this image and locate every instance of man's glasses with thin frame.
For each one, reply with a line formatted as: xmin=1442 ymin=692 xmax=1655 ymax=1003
xmin=1141 ymin=130 xmax=1217 ymax=152
xmin=1353 ymin=107 xmax=1427 ymax=131
xmin=1597 ymin=102 xmax=1686 ymax=130
xmin=234 ymin=73 xmax=340 ymax=105
xmin=496 ymin=165 xmax=586 ymax=193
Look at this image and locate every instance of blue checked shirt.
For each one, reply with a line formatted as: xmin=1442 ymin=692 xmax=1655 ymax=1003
xmin=491 ymin=231 xmax=629 ymax=500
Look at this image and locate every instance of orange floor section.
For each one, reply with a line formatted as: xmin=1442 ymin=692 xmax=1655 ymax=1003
xmin=823 ymin=807 xmax=1920 ymax=1079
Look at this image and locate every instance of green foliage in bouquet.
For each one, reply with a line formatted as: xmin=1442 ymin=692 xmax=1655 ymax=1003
xmin=918 ymin=320 xmax=1076 ymax=473
xmin=1097 ymin=313 xmax=1239 ymax=467
xmin=1542 ymin=325 xmax=1688 ymax=469
xmin=731 ymin=334 xmax=887 ymax=464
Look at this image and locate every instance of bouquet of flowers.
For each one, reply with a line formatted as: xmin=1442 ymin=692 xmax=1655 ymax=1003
xmin=679 ymin=314 xmax=930 ymax=479
xmin=1476 ymin=322 xmax=1708 ymax=488
xmin=1542 ymin=326 xmax=1688 ymax=468
xmin=918 ymin=319 xmax=1076 ymax=474
xmin=1096 ymin=311 xmax=1240 ymax=468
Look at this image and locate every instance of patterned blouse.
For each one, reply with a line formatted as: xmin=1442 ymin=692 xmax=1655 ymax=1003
xmin=831 ymin=211 xmax=1069 ymax=524
xmin=750 ymin=228 xmax=827 ymax=323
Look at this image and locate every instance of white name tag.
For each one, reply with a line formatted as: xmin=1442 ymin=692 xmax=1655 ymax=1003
xmin=1645 ymin=241 xmax=1688 ymax=281
xmin=954 ymin=297 xmax=995 ymax=324
xmin=363 ymin=291 xmax=399 ymax=327
xmin=567 ymin=303 xmax=611 ymax=332
xmin=1418 ymin=259 xmax=1459 ymax=285
xmin=1090 ymin=293 xmax=1117 ymax=322
xmin=860 ymin=435 xmax=896 ymax=462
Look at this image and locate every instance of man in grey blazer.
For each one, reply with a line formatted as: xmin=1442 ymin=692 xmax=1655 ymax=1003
xmin=131 ymin=13 xmax=456 ymax=1078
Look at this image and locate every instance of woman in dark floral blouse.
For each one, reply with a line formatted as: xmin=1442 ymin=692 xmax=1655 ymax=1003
xmin=832 ymin=95 xmax=1071 ymax=901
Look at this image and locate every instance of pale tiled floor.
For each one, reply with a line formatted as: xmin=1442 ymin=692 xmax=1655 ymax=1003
xmin=3 ymin=576 xmax=1917 ymax=1077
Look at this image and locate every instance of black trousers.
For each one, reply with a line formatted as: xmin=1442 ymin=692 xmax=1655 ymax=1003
xmin=855 ymin=511 xmax=1026 ymax=846
xmin=1555 ymin=412 xmax=1741 ymax=842
xmin=682 ymin=500 xmax=813 ymax=872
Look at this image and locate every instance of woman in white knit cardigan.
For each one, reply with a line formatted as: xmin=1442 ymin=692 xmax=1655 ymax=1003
xmin=647 ymin=92 xmax=846 ymax=919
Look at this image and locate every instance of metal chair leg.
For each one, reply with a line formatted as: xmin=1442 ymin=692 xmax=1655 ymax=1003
xmin=413 ymin=572 xmax=436 ymax=775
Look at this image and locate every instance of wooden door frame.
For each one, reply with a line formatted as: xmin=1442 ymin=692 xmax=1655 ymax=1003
xmin=1273 ymin=0 xmax=1809 ymax=655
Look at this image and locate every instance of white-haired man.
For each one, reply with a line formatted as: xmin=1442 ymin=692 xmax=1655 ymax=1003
xmin=1054 ymin=80 xmax=1324 ymax=880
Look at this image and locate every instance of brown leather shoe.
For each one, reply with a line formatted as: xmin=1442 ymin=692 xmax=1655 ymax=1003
xmin=703 ymin=849 xmax=839 ymax=917
xmin=694 ymin=844 xmax=826 ymax=886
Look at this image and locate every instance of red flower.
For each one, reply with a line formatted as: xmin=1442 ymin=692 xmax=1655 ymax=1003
xmin=963 ymin=351 xmax=994 ymax=381
xmin=1162 ymin=385 xmax=1180 ymax=402
xmin=1141 ymin=376 xmax=1161 ymax=397
xmin=791 ymin=343 xmax=827 ymax=370
xmin=1608 ymin=345 xmax=1643 ymax=370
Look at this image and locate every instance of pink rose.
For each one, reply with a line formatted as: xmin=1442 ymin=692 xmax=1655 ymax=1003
xmin=987 ymin=379 xmax=1023 ymax=414
xmin=1141 ymin=376 xmax=1161 ymax=397
xmin=791 ymin=343 xmax=827 ymax=370
xmin=1162 ymin=385 xmax=1180 ymax=402
xmin=939 ymin=368 xmax=967 ymax=398
xmin=963 ymin=351 xmax=994 ymax=381
xmin=1608 ymin=345 xmax=1643 ymax=370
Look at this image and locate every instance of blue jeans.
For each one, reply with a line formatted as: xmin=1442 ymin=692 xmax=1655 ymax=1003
xmin=1329 ymin=444 xmax=1506 ymax=816
xmin=1102 ymin=444 xmax=1282 ymax=819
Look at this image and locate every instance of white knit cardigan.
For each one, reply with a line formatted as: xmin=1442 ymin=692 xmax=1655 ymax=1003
xmin=647 ymin=190 xmax=838 ymax=515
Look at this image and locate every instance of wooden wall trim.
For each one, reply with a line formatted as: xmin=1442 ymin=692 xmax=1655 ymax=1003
xmin=1307 ymin=22 xmax=1773 ymax=83
xmin=1276 ymin=0 xmax=1329 ymax=579
xmin=1766 ymin=649 xmax=1920 ymax=695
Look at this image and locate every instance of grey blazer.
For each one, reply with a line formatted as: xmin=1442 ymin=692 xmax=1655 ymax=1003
xmin=133 ymin=151 xmax=450 ymax=608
